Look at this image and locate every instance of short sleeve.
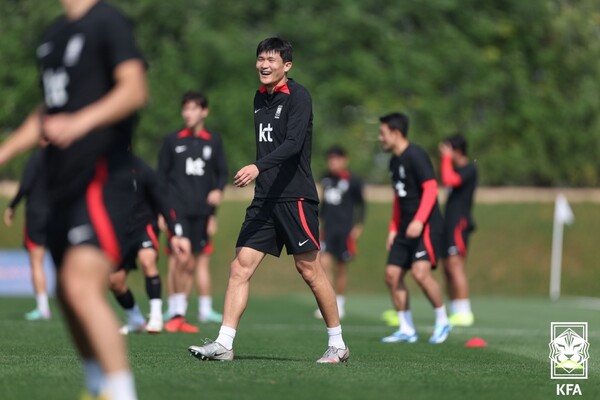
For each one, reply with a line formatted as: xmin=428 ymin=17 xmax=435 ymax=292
xmin=102 ymin=10 xmax=145 ymax=70
xmin=412 ymin=147 xmax=436 ymax=184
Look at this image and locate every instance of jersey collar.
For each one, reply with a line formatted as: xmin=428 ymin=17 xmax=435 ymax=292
xmin=258 ymin=82 xmax=290 ymax=95
xmin=177 ymin=128 xmax=212 ymax=140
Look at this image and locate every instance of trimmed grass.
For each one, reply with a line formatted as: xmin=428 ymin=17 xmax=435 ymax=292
xmin=0 ymin=295 xmax=598 ymax=399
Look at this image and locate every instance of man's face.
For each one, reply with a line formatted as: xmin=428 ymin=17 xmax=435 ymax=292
xmin=378 ymin=123 xmax=397 ymax=152
xmin=256 ymin=51 xmax=292 ymax=87
xmin=181 ymin=101 xmax=208 ymax=128
xmin=327 ymin=155 xmax=348 ymax=174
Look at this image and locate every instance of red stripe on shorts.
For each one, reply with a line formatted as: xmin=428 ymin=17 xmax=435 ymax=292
xmin=297 ymin=199 xmax=320 ymax=249
xmin=423 ymin=223 xmax=436 ymax=266
xmin=454 ymin=218 xmax=467 ymax=257
xmin=146 ymin=223 xmax=159 ymax=251
xmin=86 ymin=159 xmax=121 ymax=265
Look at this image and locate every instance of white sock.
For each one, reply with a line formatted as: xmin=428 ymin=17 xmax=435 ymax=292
xmin=36 ymin=293 xmax=50 ymax=316
xmin=174 ymin=293 xmax=187 ymax=317
xmin=149 ymin=299 xmax=162 ymax=319
xmin=434 ymin=305 xmax=449 ymax=326
xmin=167 ymin=295 xmax=176 ymax=318
xmin=126 ymin=304 xmax=144 ymax=324
xmin=398 ymin=311 xmax=416 ymax=335
xmin=216 ymin=325 xmax=236 ymax=350
xmin=199 ymin=296 xmax=212 ymax=317
xmin=336 ymin=295 xmax=346 ymax=311
xmin=103 ymin=370 xmax=137 ymax=400
xmin=451 ymin=299 xmax=472 ymax=315
xmin=327 ymin=325 xmax=346 ymax=349
xmin=83 ymin=359 xmax=104 ymax=396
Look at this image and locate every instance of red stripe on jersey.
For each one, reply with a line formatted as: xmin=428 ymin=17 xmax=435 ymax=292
xmin=414 ymin=179 xmax=438 ymax=223
xmin=454 ymin=217 xmax=468 ymax=257
xmin=86 ymin=159 xmax=121 ymax=265
xmin=146 ymin=223 xmax=159 ymax=251
xmin=440 ymin=154 xmax=463 ymax=187
xmin=423 ymin=224 xmax=436 ymax=266
xmin=389 ymin=194 xmax=401 ymax=233
xmin=297 ymin=199 xmax=320 ymax=249
xmin=258 ymin=83 xmax=290 ymax=94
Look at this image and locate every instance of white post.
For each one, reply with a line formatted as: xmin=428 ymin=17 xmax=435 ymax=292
xmin=550 ymin=194 xmax=574 ymax=302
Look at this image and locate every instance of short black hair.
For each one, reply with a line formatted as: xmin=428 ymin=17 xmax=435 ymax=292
xmin=256 ymin=37 xmax=293 ymax=63
xmin=326 ymin=145 xmax=347 ymax=157
xmin=181 ymin=91 xmax=208 ymax=108
xmin=446 ymin=133 xmax=468 ymax=155
xmin=379 ymin=112 xmax=409 ymax=137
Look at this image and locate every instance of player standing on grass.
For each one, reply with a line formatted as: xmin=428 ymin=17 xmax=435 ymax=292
xmin=439 ymin=134 xmax=477 ymax=327
xmin=158 ymin=91 xmax=228 ymax=333
xmin=188 ymin=37 xmax=349 ymax=363
xmin=315 ymin=145 xmax=365 ymax=320
xmin=378 ymin=112 xmax=451 ymax=344
xmin=4 ymin=144 xmax=51 ymax=321
xmin=0 ymin=1 xmax=180 ymax=398
xmin=110 ymin=156 xmax=181 ymax=335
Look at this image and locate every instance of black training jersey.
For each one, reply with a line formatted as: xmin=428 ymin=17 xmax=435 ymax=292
xmin=444 ymin=162 xmax=477 ymax=227
xmin=157 ymin=128 xmax=228 ymax=217
xmin=129 ymin=156 xmax=174 ymax=234
xmin=9 ymin=149 xmax=49 ymax=218
xmin=320 ymin=171 xmax=365 ymax=233
xmin=253 ymin=79 xmax=319 ymax=202
xmin=389 ymin=144 xmax=443 ymax=234
xmin=37 ymin=1 xmax=144 ymax=203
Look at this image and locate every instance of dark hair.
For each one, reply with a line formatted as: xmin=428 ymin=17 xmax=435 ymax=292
xmin=446 ymin=133 xmax=468 ymax=155
xmin=379 ymin=112 xmax=409 ymax=137
xmin=326 ymin=145 xmax=347 ymax=157
xmin=181 ymin=91 xmax=208 ymax=108
xmin=256 ymin=37 xmax=293 ymax=63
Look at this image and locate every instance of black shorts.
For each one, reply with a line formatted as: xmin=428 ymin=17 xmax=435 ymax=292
xmin=120 ymin=223 xmax=160 ymax=271
xmin=46 ymin=157 xmax=135 ymax=269
xmin=236 ymin=198 xmax=320 ymax=257
xmin=321 ymin=229 xmax=356 ymax=262
xmin=23 ymin=211 xmax=49 ymax=250
xmin=171 ymin=215 xmax=210 ymax=254
xmin=387 ymin=225 xmax=442 ymax=269
xmin=442 ymin=217 xmax=473 ymax=258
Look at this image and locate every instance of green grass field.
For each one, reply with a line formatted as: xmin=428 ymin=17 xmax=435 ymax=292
xmin=0 ymin=198 xmax=599 ymax=399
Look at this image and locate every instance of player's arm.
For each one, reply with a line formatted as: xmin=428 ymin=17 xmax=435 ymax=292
xmin=157 ymin=137 xmax=172 ymax=197
xmin=43 ymin=60 xmax=147 ymax=148
xmin=207 ymin=136 xmax=228 ymax=206
xmin=439 ymin=142 xmax=462 ymax=187
xmin=234 ymin=90 xmax=311 ymax=187
xmin=407 ymin=150 xmax=438 ymax=239
xmin=351 ymin=177 xmax=366 ymax=239
xmin=387 ymin=194 xmax=401 ymax=250
xmin=0 ymin=107 xmax=43 ymax=166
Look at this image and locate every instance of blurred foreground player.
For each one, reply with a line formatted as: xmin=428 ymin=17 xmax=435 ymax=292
xmin=439 ymin=134 xmax=477 ymax=327
xmin=378 ymin=113 xmax=450 ymax=344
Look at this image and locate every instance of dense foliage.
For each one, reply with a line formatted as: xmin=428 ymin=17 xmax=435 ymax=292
xmin=1 ymin=0 xmax=599 ymax=185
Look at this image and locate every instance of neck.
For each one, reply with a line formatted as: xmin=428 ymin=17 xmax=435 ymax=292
xmin=455 ymin=154 xmax=469 ymax=167
xmin=392 ymin=138 xmax=409 ymax=156
xmin=267 ymin=77 xmax=288 ymax=94
xmin=63 ymin=0 xmax=98 ymax=20
xmin=193 ymin=124 xmax=205 ymax=136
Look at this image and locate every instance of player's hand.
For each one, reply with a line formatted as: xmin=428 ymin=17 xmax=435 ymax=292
xmin=42 ymin=112 xmax=92 ymax=149
xmin=234 ymin=164 xmax=259 ymax=187
xmin=207 ymin=189 xmax=223 ymax=206
xmin=439 ymin=142 xmax=452 ymax=156
xmin=3 ymin=208 xmax=14 ymax=227
xmin=406 ymin=220 xmax=424 ymax=239
xmin=350 ymin=224 xmax=363 ymax=240
xmin=386 ymin=231 xmax=397 ymax=251
xmin=207 ymin=215 xmax=218 ymax=236
xmin=157 ymin=215 xmax=167 ymax=232
xmin=170 ymin=235 xmax=191 ymax=264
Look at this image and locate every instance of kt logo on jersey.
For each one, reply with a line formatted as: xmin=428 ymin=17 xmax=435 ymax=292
xmin=549 ymin=322 xmax=589 ymax=379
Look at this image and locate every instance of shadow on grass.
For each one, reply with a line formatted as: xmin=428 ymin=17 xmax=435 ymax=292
xmin=234 ymin=354 xmax=303 ymax=362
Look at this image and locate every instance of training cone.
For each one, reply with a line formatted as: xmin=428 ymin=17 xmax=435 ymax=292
xmin=465 ymin=337 xmax=488 ymax=348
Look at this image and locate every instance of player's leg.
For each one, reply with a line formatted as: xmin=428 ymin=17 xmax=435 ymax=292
xmin=165 ymin=254 xmax=177 ymax=319
xmin=445 ymin=254 xmax=473 ymax=326
xmin=334 ymin=259 xmax=348 ymax=319
xmin=411 ymin=260 xmax=451 ymax=343
xmin=25 ymin=244 xmax=51 ymax=320
xmin=165 ymin=240 xmax=197 ymax=332
xmin=313 ymin=251 xmax=333 ymax=319
xmin=382 ymin=265 xmax=417 ymax=343
xmin=61 ymin=245 xmax=136 ymax=399
xmin=138 ymin=247 xmax=163 ymax=333
xmin=109 ymin=269 xmax=146 ymax=335
xmin=188 ymin=246 xmax=265 ymax=361
xmin=195 ymin=248 xmax=222 ymax=323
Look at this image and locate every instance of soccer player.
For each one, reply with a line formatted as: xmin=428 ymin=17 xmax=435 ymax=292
xmin=0 ymin=1 xmax=162 ymax=398
xmin=4 ymin=144 xmax=51 ymax=320
xmin=158 ymin=91 xmax=228 ymax=332
xmin=110 ymin=156 xmax=178 ymax=335
xmin=315 ymin=145 xmax=365 ymax=320
xmin=378 ymin=112 xmax=451 ymax=344
xmin=439 ymin=134 xmax=477 ymax=327
xmin=188 ymin=37 xmax=349 ymax=363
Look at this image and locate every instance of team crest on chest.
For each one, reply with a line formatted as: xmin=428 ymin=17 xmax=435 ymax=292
xmin=203 ymin=145 xmax=212 ymax=160
xmin=274 ymin=105 xmax=283 ymax=119
xmin=399 ymin=165 xmax=406 ymax=179
xmin=64 ymin=34 xmax=85 ymax=67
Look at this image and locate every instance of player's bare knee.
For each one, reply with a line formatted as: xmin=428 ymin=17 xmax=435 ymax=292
xmin=229 ymin=258 xmax=253 ymax=282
